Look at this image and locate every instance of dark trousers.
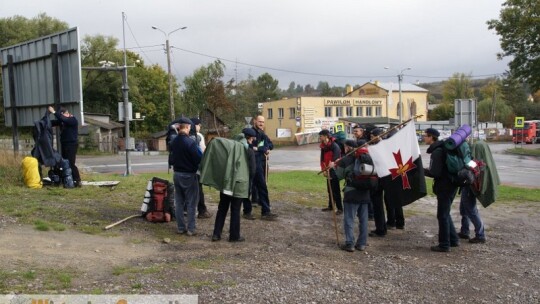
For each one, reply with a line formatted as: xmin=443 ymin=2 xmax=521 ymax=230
xmin=61 ymin=144 xmax=80 ymax=182
xmin=198 ymin=183 xmax=208 ymax=214
xmin=436 ymin=187 xmax=459 ymax=249
xmin=371 ymin=186 xmax=387 ymax=234
xmin=326 ymin=169 xmax=343 ymax=211
xmin=385 ymin=192 xmax=405 ymax=228
xmin=252 ymin=166 xmax=272 ymax=215
xmin=213 ymin=192 xmax=242 ymax=240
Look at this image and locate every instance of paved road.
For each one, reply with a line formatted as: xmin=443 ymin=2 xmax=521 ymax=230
xmin=79 ymin=142 xmax=539 ymax=187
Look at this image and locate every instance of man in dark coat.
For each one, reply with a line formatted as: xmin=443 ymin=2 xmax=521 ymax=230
xmin=424 ymin=128 xmax=460 ymax=252
xmin=48 ymin=106 xmax=81 ymax=186
xmin=319 ymin=129 xmax=343 ymax=214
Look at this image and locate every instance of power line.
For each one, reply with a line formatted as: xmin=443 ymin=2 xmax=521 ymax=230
xmin=123 ymin=14 xmax=154 ymax=65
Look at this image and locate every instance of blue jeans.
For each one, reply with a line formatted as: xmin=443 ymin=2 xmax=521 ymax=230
xmin=174 ymin=172 xmax=199 ymax=233
xmin=460 ymin=186 xmax=485 ymax=239
xmin=436 ymin=187 xmax=459 ymax=249
xmin=343 ymin=202 xmax=368 ymax=247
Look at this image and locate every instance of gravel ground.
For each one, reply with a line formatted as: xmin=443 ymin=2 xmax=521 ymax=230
xmin=1 ymin=195 xmax=539 ymax=303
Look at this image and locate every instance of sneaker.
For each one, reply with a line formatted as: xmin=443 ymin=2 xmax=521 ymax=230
xmin=242 ymin=213 xmax=256 ymax=220
xmin=261 ymin=213 xmax=278 ymax=221
xmin=186 ymin=231 xmax=197 ymax=236
xmin=355 ymin=244 xmax=366 ymax=251
xmin=321 ymin=207 xmax=333 ymax=212
xmin=229 ymin=236 xmax=245 ymax=242
xmin=197 ymin=211 xmax=213 ymax=219
xmin=335 ymin=210 xmax=343 ymax=215
xmin=340 ymin=244 xmax=354 ymax=252
xmin=211 ymin=235 xmax=221 ymax=242
xmin=430 ymin=245 xmax=449 ymax=252
xmin=458 ymin=232 xmax=470 ymax=239
xmin=177 ymin=230 xmax=187 ymax=235
xmin=469 ymin=237 xmax=486 ymax=244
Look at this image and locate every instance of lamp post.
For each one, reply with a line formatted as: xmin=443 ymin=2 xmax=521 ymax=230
xmin=152 ymin=25 xmax=187 ymax=120
xmin=385 ymin=67 xmax=411 ymax=123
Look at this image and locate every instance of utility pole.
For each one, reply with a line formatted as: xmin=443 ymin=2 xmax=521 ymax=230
xmin=122 ymin=12 xmax=132 ymax=175
xmin=152 ymin=25 xmax=187 ymax=121
xmin=385 ymin=67 xmax=411 ymax=123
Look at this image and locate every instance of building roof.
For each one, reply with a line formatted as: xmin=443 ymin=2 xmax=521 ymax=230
xmin=84 ymin=117 xmax=124 ymax=130
xmin=358 ymin=81 xmax=429 ymax=93
xmin=339 ymin=117 xmax=401 ymax=125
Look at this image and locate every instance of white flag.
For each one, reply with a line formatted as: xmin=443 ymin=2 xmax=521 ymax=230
xmin=368 ymin=121 xmax=420 ymax=178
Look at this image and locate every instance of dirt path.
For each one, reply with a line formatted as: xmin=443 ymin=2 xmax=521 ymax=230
xmin=1 ymin=196 xmax=539 ymax=303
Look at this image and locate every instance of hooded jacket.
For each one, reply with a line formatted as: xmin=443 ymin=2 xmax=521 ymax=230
xmin=425 ymin=140 xmax=456 ymax=193
xmin=471 ymin=141 xmax=500 ymax=207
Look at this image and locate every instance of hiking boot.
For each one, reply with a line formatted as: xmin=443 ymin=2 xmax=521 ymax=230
xmin=261 ymin=213 xmax=278 ymax=221
xmin=355 ymin=244 xmax=366 ymax=251
xmin=198 ymin=211 xmax=213 ymax=219
xmin=186 ymin=231 xmax=197 ymax=236
xmin=430 ymin=245 xmax=449 ymax=252
xmin=321 ymin=207 xmax=333 ymax=212
xmin=450 ymin=242 xmax=460 ymax=247
xmin=340 ymin=244 xmax=354 ymax=252
xmin=458 ymin=232 xmax=470 ymax=239
xmin=243 ymin=213 xmax=256 ymax=220
xmin=369 ymin=230 xmax=386 ymax=237
xmin=469 ymin=237 xmax=486 ymax=244
xmin=211 ymin=235 xmax=221 ymax=242
xmin=335 ymin=210 xmax=343 ymax=215
xmin=229 ymin=236 xmax=245 ymax=242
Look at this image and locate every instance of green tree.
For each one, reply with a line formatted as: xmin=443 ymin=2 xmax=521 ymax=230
xmin=442 ymin=73 xmax=475 ymax=102
xmin=429 ymin=102 xmax=454 ymax=120
xmin=487 ymin=0 xmax=540 ymax=91
xmin=255 ymin=73 xmax=279 ymax=101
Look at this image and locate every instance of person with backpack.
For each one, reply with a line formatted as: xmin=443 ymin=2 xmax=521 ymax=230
xmin=211 ymin=128 xmax=257 ymax=242
xmin=331 ymin=140 xmax=373 ymax=252
xmin=353 ymin=125 xmax=374 ymax=221
xmin=423 ymin=128 xmax=460 ymax=252
xmin=319 ymin=129 xmax=343 ymax=215
xmin=170 ymin=117 xmax=202 ymax=236
xmin=48 ymin=106 xmax=81 ymax=187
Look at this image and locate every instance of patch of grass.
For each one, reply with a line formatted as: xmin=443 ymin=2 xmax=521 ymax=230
xmin=22 ymin=270 xmax=36 ymax=280
xmin=112 ymin=265 xmax=162 ymax=276
xmin=498 ymin=185 xmax=540 ymax=202
xmin=506 ymin=147 xmax=540 ymax=157
xmin=34 ymin=219 xmax=50 ymax=231
xmin=131 ymin=282 xmax=143 ymax=289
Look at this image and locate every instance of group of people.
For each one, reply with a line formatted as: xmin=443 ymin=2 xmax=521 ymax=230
xmin=321 ymin=125 xmax=486 ymax=253
xmin=168 ymin=114 xmax=277 ymax=242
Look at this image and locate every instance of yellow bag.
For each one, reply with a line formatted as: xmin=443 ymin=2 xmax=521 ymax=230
xmin=22 ymin=156 xmax=42 ymax=189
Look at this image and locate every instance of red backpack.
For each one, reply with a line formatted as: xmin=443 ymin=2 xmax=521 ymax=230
xmin=141 ymin=177 xmax=175 ymax=222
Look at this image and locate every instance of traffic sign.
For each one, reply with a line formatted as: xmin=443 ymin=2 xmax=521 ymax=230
xmin=515 ymin=117 xmax=525 ymax=128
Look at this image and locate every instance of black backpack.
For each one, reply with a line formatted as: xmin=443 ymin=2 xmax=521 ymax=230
xmin=347 ymin=150 xmax=378 ymax=190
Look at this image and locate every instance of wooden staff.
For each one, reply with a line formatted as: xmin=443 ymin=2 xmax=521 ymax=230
xmin=326 ymin=169 xmax=340 ymax=246
xmin=318 ymin=115 xmax=423 ymax=175
xmin=104 ymin=214 xmax=140 ymax=230
xmin=265 ymin=153 xmax=269 ymax=184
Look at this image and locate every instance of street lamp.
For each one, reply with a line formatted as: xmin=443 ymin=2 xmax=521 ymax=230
xmin=385 ymin=66 xmax=411 ymax=123
xmin=152 ymin=25 xmax=187 ymax=120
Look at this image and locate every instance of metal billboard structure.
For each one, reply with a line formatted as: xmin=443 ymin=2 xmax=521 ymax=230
xmin=1 ymin=27 xmax=82 ymax=153
xmin=454 ymin=99 xmax=476 ymax=128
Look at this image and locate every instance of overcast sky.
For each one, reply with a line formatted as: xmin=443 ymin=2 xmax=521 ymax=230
xmin=1 ymin=0 xmax=510 ymax=89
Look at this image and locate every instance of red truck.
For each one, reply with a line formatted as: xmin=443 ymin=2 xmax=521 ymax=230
xmin=513 ymin=120 xmax=540 ymax=144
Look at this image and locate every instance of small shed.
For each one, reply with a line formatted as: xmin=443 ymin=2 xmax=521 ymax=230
xmin=81 ymin=113 xmax=124 ymax=153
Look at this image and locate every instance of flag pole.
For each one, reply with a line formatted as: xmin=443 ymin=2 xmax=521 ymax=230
xmin=317 ymin=114 xmax=423 ymax=175
xmin=325 ymin=172 xmax=340 ymax=246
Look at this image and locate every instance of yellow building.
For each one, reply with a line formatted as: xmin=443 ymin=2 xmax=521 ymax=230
xmin=261 ymin=81 xmax=428 ymax=144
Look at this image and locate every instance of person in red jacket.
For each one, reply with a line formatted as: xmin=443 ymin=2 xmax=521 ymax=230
xmin=319 ymin=129 xmax=343 ymax=214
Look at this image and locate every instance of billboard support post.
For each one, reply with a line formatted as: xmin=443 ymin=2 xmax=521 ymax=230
xmin=51 ymin=44 xmax=62 ymax=152
xmin=7 ymin=55 xmax=19 ymax=155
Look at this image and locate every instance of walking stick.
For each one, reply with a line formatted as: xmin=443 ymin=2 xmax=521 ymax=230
xmin=326 ymin=170 xmax=340 ymax=246
xmin=104 ymin=214 xmax=140 ymax=230
xmin=317 ymin=115 xmax=423 ymax=175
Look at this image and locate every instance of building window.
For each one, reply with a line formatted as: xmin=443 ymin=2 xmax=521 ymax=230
xmin=336 ymin=107 xmax=343 ymax=117
xmin=356 ymin=106 xmax=363 ymax=117
xmin=325 ymin=107 xmax=332 ymax=117
xmin=267 ymin=108 xmax=273 ymax=119
xmin=289 ymin=107 xmax=296 ymax=119
xmin=366 ymin=106 xmax=373 ymax=117
xmin=375 ymin=106 xmax=382 ymax=117
xmin=278 ymin=108 xmax=284 ymax=119
xmin=410 ymin=100 xmax=417 ymax=117
xmin=346 ymin=106 xmax=353 ymax=117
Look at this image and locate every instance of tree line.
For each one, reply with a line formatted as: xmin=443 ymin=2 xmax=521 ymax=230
xmin=1 ymin=4 xmax=539 ymax=137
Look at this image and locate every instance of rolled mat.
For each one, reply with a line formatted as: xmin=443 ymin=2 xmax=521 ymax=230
xmin=445 ymin=124 xmax=471 ymax=150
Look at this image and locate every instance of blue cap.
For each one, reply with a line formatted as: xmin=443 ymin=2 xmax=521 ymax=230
xmin=242 ymin=128 xmax=257 ymax=138
xmin=425 ymin=128 xmax=440 ymax=137
xmin=190 ymin=118 xmax=201 ymax=125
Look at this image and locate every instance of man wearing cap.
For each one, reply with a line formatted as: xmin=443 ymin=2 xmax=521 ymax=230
xmin=319 ymin=129 xmax=343 ymax=214
xmin=48 ymin=106 xmax=81 ymax=187
xmin=190 ymin=118 xmax=212 ymax=219
xmin=424 ymin=127 xmax=460 ymax=252
xmin=250 ymin=115 xmax=274 ymax=207
xmin=170 ymin=117 xmax=202 ymax=236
